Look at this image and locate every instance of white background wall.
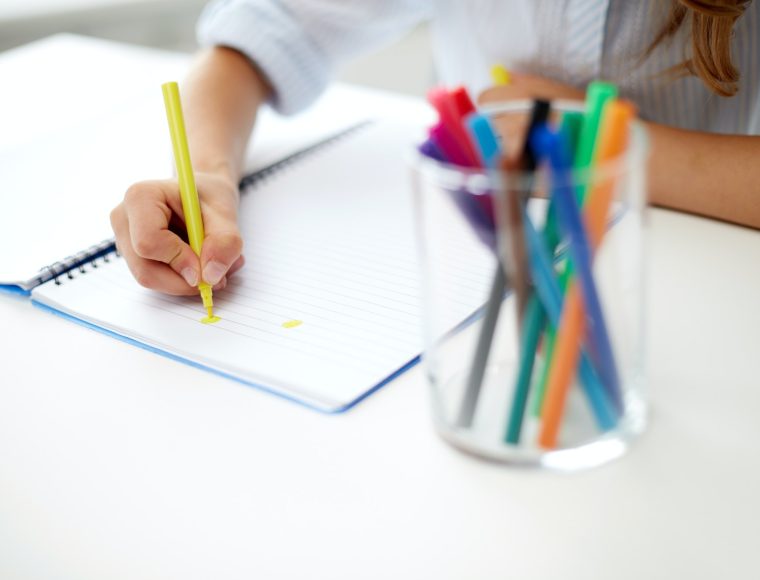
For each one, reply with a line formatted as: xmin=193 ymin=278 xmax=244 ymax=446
xmin=0 ymin=0 xmax=433 ymax=97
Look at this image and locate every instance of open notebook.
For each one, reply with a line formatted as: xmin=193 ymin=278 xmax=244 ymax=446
xmin=0 ymin=34 xmax=424 ymax=294
xmin=30 ymin=120 xmax=496 ymax=412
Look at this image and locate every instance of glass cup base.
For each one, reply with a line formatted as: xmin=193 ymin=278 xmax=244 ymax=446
xmin=431 ymin=366 xmax=647 ymax=471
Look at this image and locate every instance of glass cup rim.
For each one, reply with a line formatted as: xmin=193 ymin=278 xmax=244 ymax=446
xmin=409 ymin=98 xmax=648 ymax=195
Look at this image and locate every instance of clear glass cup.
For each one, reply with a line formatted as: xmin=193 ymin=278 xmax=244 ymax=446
xmin=410 ymin=102 xmax=648 ymax=470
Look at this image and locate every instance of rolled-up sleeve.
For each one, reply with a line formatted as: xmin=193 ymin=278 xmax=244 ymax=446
xmin=197 ymin=0 xmax=432 ymax=115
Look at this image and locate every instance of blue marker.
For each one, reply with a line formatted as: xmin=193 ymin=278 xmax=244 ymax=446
xmin=530 ymin=125 xmax=623 ymax=414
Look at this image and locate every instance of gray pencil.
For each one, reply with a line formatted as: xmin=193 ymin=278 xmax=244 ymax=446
xmin=457 ymin=264 xmax=508 ymax=428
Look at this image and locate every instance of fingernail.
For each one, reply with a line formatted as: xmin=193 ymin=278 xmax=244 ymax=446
xmin=181 ymin=267 xmax=198 ymax=287
xmin=203 ymin=261 xmax=226 ymax=285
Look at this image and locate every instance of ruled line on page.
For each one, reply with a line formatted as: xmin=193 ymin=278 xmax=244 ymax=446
xmin=85 ymin=265 xmax=403 ymax=372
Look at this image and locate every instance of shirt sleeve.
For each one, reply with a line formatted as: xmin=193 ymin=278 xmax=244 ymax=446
xmin=197 ymin=0 xmax=432 ymax=115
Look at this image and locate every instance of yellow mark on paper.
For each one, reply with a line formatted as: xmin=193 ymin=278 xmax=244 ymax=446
xmin=282 ymin=319 xmax=303 ymax=329
xmin=201 ymin=315 xmax=221 ymax=324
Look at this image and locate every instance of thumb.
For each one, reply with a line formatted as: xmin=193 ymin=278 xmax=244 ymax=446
xmin=201 ymin=229 xmax=244 ymax=286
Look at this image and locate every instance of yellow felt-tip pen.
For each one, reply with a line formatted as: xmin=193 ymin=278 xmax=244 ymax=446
xmin=161 ymin=81 xmax=218 ymax=324
xmin=490 ymin=64 xmax=512 ymax=86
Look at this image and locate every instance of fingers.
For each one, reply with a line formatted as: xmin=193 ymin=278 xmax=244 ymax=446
xmin=514 ymin=74 xmax=585 ymax=100
xmin=198 ymin=191 xmax=244 ymax=285
xmin=123 ymin=182 xmax=203 ymax=287
xmin=111 ymin=200 xmax=198 ymax=296
xmin=227 ymin=254 xmax=246 ymax=277
xmin=111 ymin=177 xmax=245 ymax=295
xmin=200 ymin=229 xmax=244 ymax=286
xmin=478 ymin=73 xmax=586 ymax=106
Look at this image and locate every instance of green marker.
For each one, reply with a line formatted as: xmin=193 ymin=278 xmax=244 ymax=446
xmin=530 ymin=82 xmax=618 ymax=418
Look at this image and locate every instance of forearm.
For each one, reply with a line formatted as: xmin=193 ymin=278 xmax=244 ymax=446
xmin=647 ymin=123 xmax=760 ymax=229
xmin=182 ymin=46 xmax=271 ymax=187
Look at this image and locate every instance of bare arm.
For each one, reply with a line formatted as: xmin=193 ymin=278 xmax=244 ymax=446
xmin=111 ymin=47 xmax=271 ymax=295
xmin=182 ymin=46 xmax=270 ymax=186
xmin=647 ymin=123 xmax=760 ymax=229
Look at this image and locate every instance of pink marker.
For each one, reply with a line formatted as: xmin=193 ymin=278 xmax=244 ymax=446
xmin=428 ymin=122 xmax=469 ymax=167
xmin=427 ymin=87 xmax=479 ymax=167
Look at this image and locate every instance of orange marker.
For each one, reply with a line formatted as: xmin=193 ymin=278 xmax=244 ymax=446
xmin=538 ymin=101 xmax=635 ymax=449
xmin=584 ymin=101 xmax=637 ymax=245
xmin=538 ymin=283 xmax=585 ymax=448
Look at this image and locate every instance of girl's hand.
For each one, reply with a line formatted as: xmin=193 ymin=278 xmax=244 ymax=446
xmin=110 ymin=172 xmax=245 ymax=295
xmin=478 ymin=72 xmax=586 ymax=105
xmin=478 ymin=73 xmax=586 ymax=158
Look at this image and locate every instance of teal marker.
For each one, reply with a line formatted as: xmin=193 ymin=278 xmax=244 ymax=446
xmin=466 ymin=112 xmax=501 ymax=168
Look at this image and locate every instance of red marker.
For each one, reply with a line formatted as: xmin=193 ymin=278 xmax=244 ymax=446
xmin=427 ymin=86 xmax=479 ymax=167
xmin=451 ymin=85 xmax=476 ymax=118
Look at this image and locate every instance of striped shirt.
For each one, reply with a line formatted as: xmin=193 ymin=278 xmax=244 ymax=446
xmin=198 ymin=0 xmax=760 ymax=135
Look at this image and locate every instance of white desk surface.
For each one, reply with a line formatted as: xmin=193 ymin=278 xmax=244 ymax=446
xmin=2 ymin=36 xmax=760 ymax=580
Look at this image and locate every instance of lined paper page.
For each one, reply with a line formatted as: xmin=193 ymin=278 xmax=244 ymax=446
xmin=32 ymin=120 xmax=496 ymax=411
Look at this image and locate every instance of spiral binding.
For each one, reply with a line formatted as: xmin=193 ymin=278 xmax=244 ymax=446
xmin=39 ymin=238 xmax=119 ymax=286
xmin=238 ymin=120 xmax=373 ymax=192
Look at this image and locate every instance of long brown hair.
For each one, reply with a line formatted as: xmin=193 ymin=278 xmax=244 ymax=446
xmin=647 ymin=0 xmax=752 ymax=97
